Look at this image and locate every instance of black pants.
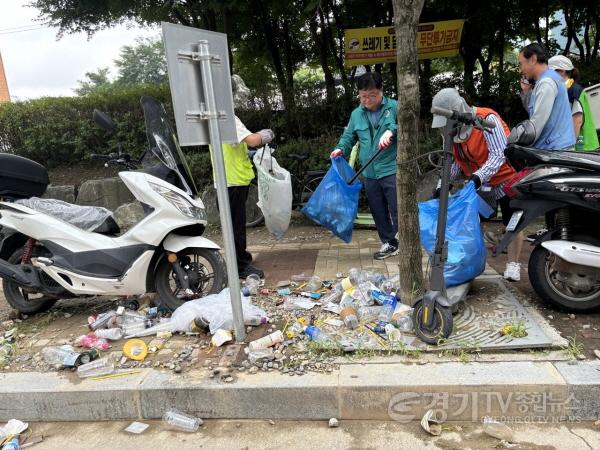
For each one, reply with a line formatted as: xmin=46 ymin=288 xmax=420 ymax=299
xmin=228 ymin=185 xmax=252 ymax=271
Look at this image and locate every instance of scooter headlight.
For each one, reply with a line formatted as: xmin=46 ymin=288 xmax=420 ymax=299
xmin=149 ymin=182 xmax=206 ymax=220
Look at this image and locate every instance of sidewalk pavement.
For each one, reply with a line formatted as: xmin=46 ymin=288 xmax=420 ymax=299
xmin=250 ymin=228 xmax=498 ymax=282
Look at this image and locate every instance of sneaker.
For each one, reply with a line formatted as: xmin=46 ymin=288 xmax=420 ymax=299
xmin=239 ymin=265 xmax=265 ymax=279
xmin=526 ymin=228 xmax=548 ymax=242
xmin=374 ymin=242 xmax=399 ymax=260
xmin=503 ymin=262 xmax=521 ymax=282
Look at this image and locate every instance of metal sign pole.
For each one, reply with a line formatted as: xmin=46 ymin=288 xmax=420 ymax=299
xmin=195 ymin=40 xmax=246 ymax=342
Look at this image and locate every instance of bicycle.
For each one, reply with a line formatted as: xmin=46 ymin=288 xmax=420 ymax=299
xmin=245 ymin=147 xmax=326 ymax=227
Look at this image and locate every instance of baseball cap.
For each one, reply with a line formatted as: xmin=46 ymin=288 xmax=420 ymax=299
xmin=548 ymin=55 xmax=574 ymax=71
xmin=431 ymin=88 xmax=469 ymax=128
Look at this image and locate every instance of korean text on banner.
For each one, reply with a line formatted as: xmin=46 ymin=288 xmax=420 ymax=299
xmin=344 ymin=19 xmax=464 ymax=66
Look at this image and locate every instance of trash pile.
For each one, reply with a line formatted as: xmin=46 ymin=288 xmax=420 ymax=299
xmin=1 ymin=268 xmax=416 ymax=379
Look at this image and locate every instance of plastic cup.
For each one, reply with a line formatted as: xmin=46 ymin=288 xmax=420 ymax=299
xmin=162 ymin=409 xmax=203 ymax=432
xmin=77 ymin=356 xmax=115 ymax=378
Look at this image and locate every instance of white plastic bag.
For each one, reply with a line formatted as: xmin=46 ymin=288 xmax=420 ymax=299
xmin=169 ymin=288 xmax=268 ymax=334
xmin=253 ymin=146 xmax=292 ymax=240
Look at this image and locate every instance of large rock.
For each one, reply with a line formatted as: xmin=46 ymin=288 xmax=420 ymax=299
xmin=113 ymin=201 xmax=145 ymax=232
xmin=76 ymin=177 xmax=134 ymax=211
xmin=43 ymin=185 xmax=76 ymax=203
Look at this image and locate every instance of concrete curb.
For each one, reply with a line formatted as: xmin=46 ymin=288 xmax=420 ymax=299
xmin=1 ymin=360 xmax=598 ymax=422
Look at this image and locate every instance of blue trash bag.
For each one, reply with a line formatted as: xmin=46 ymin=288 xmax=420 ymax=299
xmin=418 ymin=182 xmax=486 ymax=287
xmin=302 ymin=157 xmax=363 ymax=243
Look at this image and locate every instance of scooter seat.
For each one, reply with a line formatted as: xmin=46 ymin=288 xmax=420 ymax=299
xmin=506 ymin=144 xmax=600 ymax=171
xmin=14 ymin=197 xmax=120 ymax=234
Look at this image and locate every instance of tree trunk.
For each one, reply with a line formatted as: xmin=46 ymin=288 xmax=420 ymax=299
xmin=309 ymin=10 xmax=336 ymax=103
xmin=392 ymin=0 xmax=425 ymax=305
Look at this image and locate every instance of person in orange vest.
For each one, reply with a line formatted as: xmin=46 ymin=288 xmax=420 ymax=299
xmin=431 ymin=88 xmax=525 ymax=282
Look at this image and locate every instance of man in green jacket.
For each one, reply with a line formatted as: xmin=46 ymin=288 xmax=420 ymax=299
xmin=331 ymin=72 xmax=398 ymax=259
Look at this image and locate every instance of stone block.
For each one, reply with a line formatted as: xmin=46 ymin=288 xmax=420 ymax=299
xmin=554 ymin=360 xmax=600 ymax=420
xmin=139 ymin=370 xmax=339 ymax=419
xmin=76 ymin=177 xmax=134 ymax=211
xmin=339 ymin=362 xmax=567 ymax=422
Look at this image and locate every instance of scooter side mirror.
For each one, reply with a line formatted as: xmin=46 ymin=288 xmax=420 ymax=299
xmin=93 ymin=109 xmax=116 ymax=134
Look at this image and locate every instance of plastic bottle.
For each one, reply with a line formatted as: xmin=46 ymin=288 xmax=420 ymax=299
xmin=368 ymin=272 xmax=387 ymax=288
xmin=369 ymin=289 xmax=389 ymax=305
xmin=340 ymin=307 xmax=359 ymax=330
xmin=245 ymin=274 xmax=261 ymax=295
xmin=1 ymin=438 xmax=20 ymax=450
xmin=482 ymin=416 xmax=514 ymax=441
xmin=387 ymin=273 xmax=400 ymax=290
xmin=305 ymin=275 xmax=322 ymax=292
xmin=320 ymin=289 xmax=343 ymax=304
xmin=304 ymin=326 xmax=337 ymax=346
xmin=384 ymin=323 xmax=402 ymax=343
xmin=122 ymin=321 xmax=147 ymax=337
xmin=244 ymin=347 xmax=274 ymax=363
xmin=94 ymin=328 xmax=124 ymax=341
xmin=118 ymin=310 xmax=147 ymax=324
xmin=77 ymin=356 xmax=115 ymax=378
xmin=245 ymin=315 xmax=268 ymax=326
xmin=162 ymin=409 xmax=203 ymax=432
xmin=89 ymin=311 xmax=117 ymax=331
xmin=395 ymin=315 xmax=413 ymax=333
xmin=353 ymin=281 xmax=375 ymax=306
xmin=247 ymin=330 xmax=284 ymax=351
xmin=380 ymin=280 xmax=395 ymax=295
xmin=357 ymin=305 xmax=383 ymax=322
xmin=339 ymin=292 xmax=355 ymax=309
xmin=41 ymin=345 xmax=94 ymax=367
xmin=285 ymin=320 xmax=305 ymax=338
xmin=377 ymin=294 xmax=397 ymax=325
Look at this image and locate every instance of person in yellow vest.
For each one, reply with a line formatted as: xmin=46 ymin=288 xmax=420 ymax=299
xmin=548 ymin=55 xmax=600 ymax=151
xmin=221 ymin=75 xmax=274 ymax=279
xmin=431 ymin=88 xmax=525 ymax=282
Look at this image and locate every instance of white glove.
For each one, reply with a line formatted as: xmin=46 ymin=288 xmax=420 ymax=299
xmin=257 ymin=129 xmax=274 ymax=145
xmin=378 ymin=130 xmax=394 ymax=150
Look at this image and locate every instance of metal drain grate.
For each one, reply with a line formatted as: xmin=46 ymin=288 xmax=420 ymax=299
xmin=408 ymin=278 xmax=554 ymax=351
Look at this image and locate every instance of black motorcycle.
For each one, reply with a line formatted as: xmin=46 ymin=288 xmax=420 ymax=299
xmin=496 ymin=144 xmax=600 ymax=311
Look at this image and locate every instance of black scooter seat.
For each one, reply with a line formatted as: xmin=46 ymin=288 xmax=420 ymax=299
xmin=506 ymin=144 xmax=600 ymax=171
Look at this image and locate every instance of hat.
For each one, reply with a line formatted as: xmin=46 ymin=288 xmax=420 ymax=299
xmin=548 ymin=55 xmax=574 ymax=71
xmin=431 ymin=88 xmax=470 ymax=128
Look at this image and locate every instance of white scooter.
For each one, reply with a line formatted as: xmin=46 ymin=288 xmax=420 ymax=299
xmin=0 ymin=96 xmax=226 ymax=313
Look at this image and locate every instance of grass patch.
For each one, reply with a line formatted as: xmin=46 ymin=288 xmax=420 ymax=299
xmin=562 ymin=335 xmax=584 ymax=359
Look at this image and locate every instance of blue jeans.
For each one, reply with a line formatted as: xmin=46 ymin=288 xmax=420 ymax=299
xmin=364 ymin=174 xmax=398 ymax=244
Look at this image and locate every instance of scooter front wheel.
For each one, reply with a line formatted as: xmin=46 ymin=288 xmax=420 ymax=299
xmin=412 ymin=299 xmax=453 ymax=345
xmin=155 ymin=248 xmax=227 ymax=311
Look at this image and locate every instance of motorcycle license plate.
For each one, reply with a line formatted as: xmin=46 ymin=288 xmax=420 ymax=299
xmin=505 ymin=210 xmax=524 ymax=232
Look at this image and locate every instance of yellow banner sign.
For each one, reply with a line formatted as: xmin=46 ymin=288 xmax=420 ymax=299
xmin=344 ymin=19 xmax=464 ymax=66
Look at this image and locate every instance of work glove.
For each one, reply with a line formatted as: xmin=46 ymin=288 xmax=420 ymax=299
xmin=468 ymin=174 xmax=481 ymax=190
xmin=257 ymin=129 xmax=275 ymax=145
xmin=431 ymin=180 xmax=453 ymax=199
xmin=330 ymin=149 xmax=344 ymax=158
xmin=378 ymin=130 xmax=394 ymax=150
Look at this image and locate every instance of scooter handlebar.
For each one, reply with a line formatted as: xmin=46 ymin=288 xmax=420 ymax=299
xmin=431 ymin=106 xmax=496 ymax=129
